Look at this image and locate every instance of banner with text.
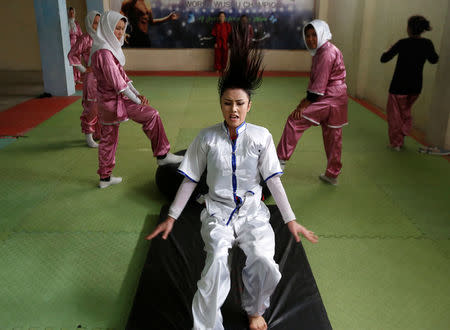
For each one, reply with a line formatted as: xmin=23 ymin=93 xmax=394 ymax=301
xmin=110 ymin=0 xmax=315 ymax=49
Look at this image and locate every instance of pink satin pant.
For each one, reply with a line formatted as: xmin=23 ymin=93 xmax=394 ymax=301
xmin=97 ymin=101 xmax=171 ymax=179
xmin=80 ymin=101 xmax=101 ymax=139
xmin=80 ymin=72 xmax=101 ymax=139
xmin=73 ymin=67 xmax=81 ymax=83
xmin=386 ymin=93 xmax=419 ymax=148
xmin=277 ymin=111 xmax=343 ymax=179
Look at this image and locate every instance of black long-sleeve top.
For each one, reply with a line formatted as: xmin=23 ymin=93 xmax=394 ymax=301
xmin=380 ymin=37 xmax=439 ymax=95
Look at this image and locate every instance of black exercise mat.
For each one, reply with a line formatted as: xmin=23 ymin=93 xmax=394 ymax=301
xmin=127 ymin=203 xmax=331 ymax=330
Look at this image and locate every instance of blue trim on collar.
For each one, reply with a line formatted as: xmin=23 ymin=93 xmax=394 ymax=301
xmin=222 ymin=121 xmax=247 ymax=138
xmin=236 ymin=121 xmax=247 ymax=136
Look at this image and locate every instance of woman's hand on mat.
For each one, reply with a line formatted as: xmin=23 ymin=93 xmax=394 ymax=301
xmin=145 ymin=217 xmax=175 ymax=240
xmin=137 ymin=95 xmax=149 ymax=105
xmin=287 ymin=221 xmax=318 ymax=244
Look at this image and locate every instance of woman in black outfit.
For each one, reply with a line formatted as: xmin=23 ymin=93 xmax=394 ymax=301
xmin=380 ymin=15 xmax=439 ymax=151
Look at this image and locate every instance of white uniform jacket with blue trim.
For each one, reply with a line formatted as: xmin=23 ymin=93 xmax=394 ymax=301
xmin=178 ymin=121 xmax=283 ymax=224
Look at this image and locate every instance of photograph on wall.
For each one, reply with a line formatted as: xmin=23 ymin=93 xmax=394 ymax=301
xmin=109 ymin=0 xmax=315 ymax=49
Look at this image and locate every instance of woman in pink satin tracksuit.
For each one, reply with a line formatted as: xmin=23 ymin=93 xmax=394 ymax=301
xmin=68 ymin=11 xmax=102 ymax=148
xmin=68 ymin=7 xmax=83 ymax=84
xmin=277 ymin=19 xmax=348 ymax=186
xmin=90 ymin=11 xmax=183 ymax=189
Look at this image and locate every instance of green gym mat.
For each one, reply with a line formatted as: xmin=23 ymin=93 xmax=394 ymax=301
xmin=0 ymin=76 xmax=448 ymax=329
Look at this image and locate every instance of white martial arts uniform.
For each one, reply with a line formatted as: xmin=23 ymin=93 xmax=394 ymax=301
xmin=177 ymin=121 xmax=286 ymax=330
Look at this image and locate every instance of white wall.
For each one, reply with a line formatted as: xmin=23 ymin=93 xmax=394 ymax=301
xmin=1 ymin=0 xmax=41 ymax=71
xmin=123 ymin=49 xmax=311 ymax=71
xmin=427 ymin=3 xmax=450 ymax=149
xmin=325 ymin=0 xmax=364 ymax=96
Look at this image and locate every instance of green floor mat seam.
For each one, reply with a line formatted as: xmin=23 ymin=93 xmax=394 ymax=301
xmin=376 ymin=183 xmax=449 ymax=240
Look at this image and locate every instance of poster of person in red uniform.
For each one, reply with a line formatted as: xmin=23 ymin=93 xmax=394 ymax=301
xmin=109 ymin=0 xmax=315 ymax=49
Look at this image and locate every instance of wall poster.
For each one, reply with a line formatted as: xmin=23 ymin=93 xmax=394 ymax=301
xmin=109 ymin=0 xmax=315 ymax=49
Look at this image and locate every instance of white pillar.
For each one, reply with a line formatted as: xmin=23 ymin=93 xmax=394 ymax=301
xmin=34 ymin=0 xmax=75 ymax=96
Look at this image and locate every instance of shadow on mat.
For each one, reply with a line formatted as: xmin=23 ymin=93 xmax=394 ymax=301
xmin=107 ymin=213 xmax=160 ymax=328
xmin=6 ymin=139 xmax=88 ymax=152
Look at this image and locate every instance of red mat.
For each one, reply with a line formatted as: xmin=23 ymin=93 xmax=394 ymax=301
xmin=0 ymin=96 xmax=80 ymax=137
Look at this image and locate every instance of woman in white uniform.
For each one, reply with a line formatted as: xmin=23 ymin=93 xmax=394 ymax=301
xmin=146 ymin=27 xmax=318 ymax=330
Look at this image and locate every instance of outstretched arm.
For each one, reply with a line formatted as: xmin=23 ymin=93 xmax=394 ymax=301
xmin=142 ymin=1 xmax=178 ymax=25
xmin=427 ymin=41 xmax=439 ymax=64
xmin=127 ymin=81 xmax=149 ymax=105
xmin=380 ymin=40 xmax=400 ymax=63
xmin=151 ymin=11 xmax=179 ymax=24
xmin=145 ymin=177 xmax=197 ymax=240
xmin=266 ymin=176 xmax=318 ymax=243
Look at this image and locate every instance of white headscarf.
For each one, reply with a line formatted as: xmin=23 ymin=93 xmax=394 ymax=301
xmin=303 ymin=19 xmax=332 ymax=56
xmin=89 ymin=11 xmax=128 ymax=66
xmin=85 ymin=10 xmax=101 ymax=39
xmin=68 ymin=8 xmax=77 ymax=33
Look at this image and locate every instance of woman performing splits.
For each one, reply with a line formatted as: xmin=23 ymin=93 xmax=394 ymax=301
xmin=146 ymin=26 xmax=318 ymax=330
xmin=90 ymin=11 xmax=183 ymax=189
xmin=277 ymin=20 xmax=348 ymax=186
xmin=68 ymin=11 xmax=102 ymax=148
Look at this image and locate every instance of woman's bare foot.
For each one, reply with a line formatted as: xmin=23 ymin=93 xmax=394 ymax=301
xmin=249 ymin=314 xmax=267 ymax=330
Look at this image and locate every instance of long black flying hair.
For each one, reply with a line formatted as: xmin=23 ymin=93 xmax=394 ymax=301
xmin=218 ymin=23 xmax=264 ymax=99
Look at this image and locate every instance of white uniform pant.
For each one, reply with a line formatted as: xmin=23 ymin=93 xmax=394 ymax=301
xmin=192 ymin=210 xmax=282 ymax=330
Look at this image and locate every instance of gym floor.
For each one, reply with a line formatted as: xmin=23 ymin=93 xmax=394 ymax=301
xmin=0 ymin=75 xmax=449 ymax=329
